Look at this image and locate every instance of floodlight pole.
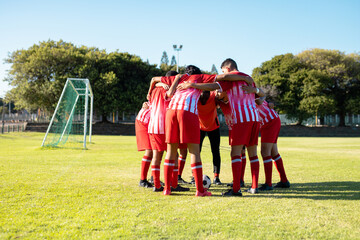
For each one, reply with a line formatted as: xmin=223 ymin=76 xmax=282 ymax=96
xmin=173 ymin=44 xmax=183 ymax=72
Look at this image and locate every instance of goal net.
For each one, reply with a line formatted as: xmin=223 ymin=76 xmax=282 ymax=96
xmin=41 ymin=78 xmax=93 ymax=149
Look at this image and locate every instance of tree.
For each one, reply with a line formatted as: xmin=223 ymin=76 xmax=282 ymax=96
xmin=297 ymin=49 xmax=360 ymax=126
xmin=5 ymin=40 xmax=165 ymax=121
xmin=160 ymin=51 xmax=169 ymax=65
xmin=211 ymin=64 xmax=218 ymax=74
xmin=253 ymin=54 xmax=312 ymax=124
xmin=170 ymin=55 xmax=176 ymax=66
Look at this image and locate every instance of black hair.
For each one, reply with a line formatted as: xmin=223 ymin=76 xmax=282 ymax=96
xmin=220 ymin=58 xmax=238 ymax=70
xmin=165 ymin=70 xmax=178 ymax=77
xmin=185 ymin=65 xmax=202 ymax=75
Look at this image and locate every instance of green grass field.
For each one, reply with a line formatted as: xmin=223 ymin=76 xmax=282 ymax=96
xmin=1 ymin=132 xmax=359 ymax=239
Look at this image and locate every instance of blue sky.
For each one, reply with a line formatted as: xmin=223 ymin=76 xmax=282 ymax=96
xmin=0 ymin=0 xmax=359 ymax=97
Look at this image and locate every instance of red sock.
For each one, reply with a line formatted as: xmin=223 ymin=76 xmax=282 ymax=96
xmin=164 ymin=159 xmax=175 ymax=191
xmin=151 ymin=164 xmax=161 ymax=189
xmin=172 ymin=167 xmax=178 ymax=188
xmin=141 ymin=155 xmax=152 ymax=180
xmin=262 ymin=156 xmax=273 ymax=186
xmin=273 ymin=154 xmax=288 ymax=182
xmin=191 ymin=162 xmax=204 ymax=193
xmin=250 ymin=156 xmax=260 ymax=189
xmin=240 ymin=154 xmax=247 ymax=182
xmin=231 ymin=155 xmax=242 ymax=192
xmin=178 ymin=155 xmax=186 ymax=176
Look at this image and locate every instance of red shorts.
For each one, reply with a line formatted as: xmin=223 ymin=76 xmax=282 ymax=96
xmin=178 ymin=143 xmax=188 ymax=149
xmin=165 ymin=109 xmax=200 ymax=144
xmin=135 ymin=120 xmax=151 ymax=151
xmin=260 ymin=117 xmax=281 ymax=143
xmin=229 ymin=121 xmax=260 ymax=146
xmin=149 ymin=134 xmax=167 ymax=151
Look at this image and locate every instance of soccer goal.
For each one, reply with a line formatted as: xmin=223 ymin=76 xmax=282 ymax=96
xmin=41 ymin=78 xmax=93 ymax=149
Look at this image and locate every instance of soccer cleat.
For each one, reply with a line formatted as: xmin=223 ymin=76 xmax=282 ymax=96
xmin=227 ymin=182 xmax=233 ymax=187
xmin=178 ymin=176 xmax=189 ymax=184
xmin=213 ymin=177 xmax=222 ymax=185
xmin=190 ymin=176 xmax=195 ymax=185
xmin=195 ymin=190 xmax=212 ymax=197
xmin=171 ymin=185 xmax=190 ymax=192
xmin=153 ymin=186 xmax=164 ymax=192
xmin=274 ymin=180 xmax=290 ymax=188
xmin=163 ymin=189 xmax=171 ymax=195
xmin=246 ymin=188 xmax=259 ymax=194
xmin=222 ymin=189 xmax=242 ymax=197
xmin=240 ymin=180 xmax=245 ymax=188
xmin=150 ymin=176 xmax=165 ymax=186
xmin=258 ymin=183 xmax=273 ymax=191
xmin=139 ymin=179 xmax=153 ymax=188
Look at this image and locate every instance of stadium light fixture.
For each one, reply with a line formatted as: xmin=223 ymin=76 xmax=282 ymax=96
xmin=173 ymin=44 xmax=183 ymax=72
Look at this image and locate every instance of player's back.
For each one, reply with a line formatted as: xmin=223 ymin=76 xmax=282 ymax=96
xmin=256 ymin=100 xmax=279 ymax=124
xmin=148 ymin=87 xmax=168 ymax=134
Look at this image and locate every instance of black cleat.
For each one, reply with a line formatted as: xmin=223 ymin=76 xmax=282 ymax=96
xmin=139 ymin=179 xmax=153 ymax=188
xmin=150 ymin=176 xmax=165 ymax=186
xmin=190 ymin=176 xmax=195 ymax=185
xmin=240 ymin=180 xmax=245 ymax=188
xmin=227 ymin=182 xmax=233 ymax=187
xmin=153 ymin=186 xmax=164 ymax=192
xmin=222 ymin=189 xmax=242 ymax=197
xmin=213 ymin=177 xmax=222 ymax=185
xmin=178 ymin=176 xmax=189 ymax=184
xmin=258 ymin=183 xmax=273 ymax=191
xmin=246 ymin=188 xmax=259 ymax=194
xmin=274 ymin=180 xmax=290 ymax=188
xmin=171 ymin=185 xmax=190 ymax=192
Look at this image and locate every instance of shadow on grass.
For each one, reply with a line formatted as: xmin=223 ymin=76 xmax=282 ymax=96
xmin=171 ymin=181 xmax=360 ymax=200
xmin=247 ymin=181 xmax=360 ymax=200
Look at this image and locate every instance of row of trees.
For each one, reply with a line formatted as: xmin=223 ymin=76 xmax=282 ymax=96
xmin=253 ymin=49 xmax=360 ymax=126
xmin=3 ymin=40 xmax=360 ymax=126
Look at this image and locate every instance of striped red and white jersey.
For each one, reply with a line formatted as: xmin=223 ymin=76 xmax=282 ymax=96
xmin=256 ymin=100 xmax=279 ymax=125
xmin=162 ymin=74 xmax=216 ymax=115
xmin=217 ymin=72 xmax=260 ymax=123
xmin=136 ymin=102 xmax=151 ymax=124
xmin=148 ymin=87 xmax=169 ymax=134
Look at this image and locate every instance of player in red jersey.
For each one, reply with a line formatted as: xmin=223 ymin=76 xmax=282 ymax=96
xmin=198 ymin=90 xmax=223 ymax=184
xmin=135 ymin=102 xmax=153 ymax=188
xmin=177 ymin=59 xmax=265 ymax=196
xmin=146 ymin=71 xmax=190 ymax=193
xmin=255 ymin=97 xmax=290 ymax=190
xmin=150 ymin=65 xmax=252 ymax=196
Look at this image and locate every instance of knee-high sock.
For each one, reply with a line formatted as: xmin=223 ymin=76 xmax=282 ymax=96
xmin=191 ymin=162 xmax=204 ymax=193
xmin=250 ymin=156 xmax=260 ymax=189
xmin=141 ymin=155 xmax=152 ymax=180
xmin=151 ymin=164 xmax=161 ymax=189
xmin=262 ymin=156 xmax=273 ymax=186
xmin=231 ymin=155 xmax=242 ymax=192
xmin=273 ymin=154 xmax=288 ymax=182
xmin=172 ymin=167 xmax=179 ymax=188
xmin=240 ymin=153 xmax=247 ymax=182
xmin=164 ymin=159 xmax=175 ymax=191
xmin=178 ymin=155 xmax=186 ymax=176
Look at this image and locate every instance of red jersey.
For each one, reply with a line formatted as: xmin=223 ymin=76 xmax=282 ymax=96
xmin=161 ymin=74 xmax=216 ymax=115
xmin=148 ymin=85 xmax=171 ymax=134
xmin=217 ymin=72 xmax=259 ymax=123
xmin=256 ymin=100 xmax=279 ymax=125
xmin=198 ymin=91 xmax=219 ymax=131
xmin=136 ymin=104 xmax=151 ymax=124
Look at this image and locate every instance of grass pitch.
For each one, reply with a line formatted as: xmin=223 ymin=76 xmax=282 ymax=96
xmin=0 ymin=132 xmax=359 ymax=239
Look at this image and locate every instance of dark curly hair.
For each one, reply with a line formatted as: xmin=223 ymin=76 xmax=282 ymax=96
xmin=185 ymin=65 xmax=202 ymax=75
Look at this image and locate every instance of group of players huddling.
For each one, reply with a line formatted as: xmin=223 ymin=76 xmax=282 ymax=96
xmin=135 ymin=58 xmax=290 ymax=197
